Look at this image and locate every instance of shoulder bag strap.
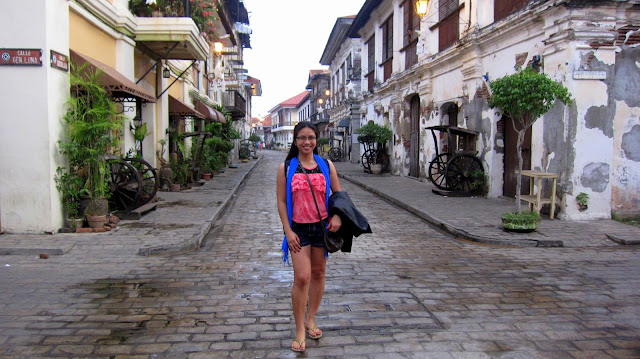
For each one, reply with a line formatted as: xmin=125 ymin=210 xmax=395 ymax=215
xmin=299 ymin=164 xmax=324 ymax=223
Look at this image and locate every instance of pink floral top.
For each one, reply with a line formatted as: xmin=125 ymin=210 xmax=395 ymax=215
xmin=291 ymin=165 xmax=327 ymax=223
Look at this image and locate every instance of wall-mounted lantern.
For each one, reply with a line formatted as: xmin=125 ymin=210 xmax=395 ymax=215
xmin=415 ymin=0 xmax=429 ymax=18
xmin=213 ymin=41 xmax=224 ymax=54
xmin=162 ymin=61 xmax=170 ymax=78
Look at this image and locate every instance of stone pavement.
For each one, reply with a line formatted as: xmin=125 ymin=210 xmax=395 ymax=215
xmin=332 ymin=161 xmax=640 ymax=249
xmin=0 ymin=150 xmax=638 ymax=257
xmin=1 ymin=150 xmax=639 ymax=359
xmin=0 ymin=157 xmax=262 ymax=257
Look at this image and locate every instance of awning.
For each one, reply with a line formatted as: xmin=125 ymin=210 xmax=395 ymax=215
xmin=169 ymin=95 xmax=206 ymax=118
xmin=69 ymin=50 xmax=156 ymax=103
xmin=338 ymin=119 xmax=351 ymax=128
xmin=194 ymin=99 xmax=227 ymax=123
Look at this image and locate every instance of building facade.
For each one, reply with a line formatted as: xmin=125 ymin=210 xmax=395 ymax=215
xmin=0 ymin=0 xmax=256 ymax=233
xmin=346 ymin=0 xmax=640 ymax=220
xmin=321 ymin=16 xmax=363 ymax=163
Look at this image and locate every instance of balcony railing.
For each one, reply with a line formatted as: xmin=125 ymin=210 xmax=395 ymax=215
xmin=222 ymin=90 xmax=246 ymax=119
xmin=310 ymin=113 xmax=329 ymax=124
xmin=273 ymin=122 xmax=296 ymax=130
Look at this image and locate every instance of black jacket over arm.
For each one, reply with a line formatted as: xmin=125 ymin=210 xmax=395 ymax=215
xmin=328 ymin=191 xmax=372 ymax=252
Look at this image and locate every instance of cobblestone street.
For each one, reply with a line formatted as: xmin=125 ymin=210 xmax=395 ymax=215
xmin=1 ymin=151 xmax=639 ymax=358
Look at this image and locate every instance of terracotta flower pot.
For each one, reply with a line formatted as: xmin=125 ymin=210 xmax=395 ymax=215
xmin=86 ymin=215 xmax=107 ymax=229
xmin=202 ymin=173 xmax=212 ymax=181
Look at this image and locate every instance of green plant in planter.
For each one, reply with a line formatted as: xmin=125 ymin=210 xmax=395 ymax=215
xmin=469 ymin=169 xmax=488 ymax=196
xmin=58 ymin=63 xmax=124 ymax=217
xmin=357 ymin=120 xmax=392 ymax=145
xmin=239 ymin=144 xmax=250 ymax=160
xmin=501 ymin=211 xmax=541 ymax=231
xmin=357 ymin=120 xmax=392 ymax=167
xmin=317 ymin=137 xmax=329 ymax=153
xmin=576 ymin=192 xmax=589 ymax=211
xmin=203 ymin=122 xmax=236 ymax=169
xmin=55 ymin=168 xmax=89 ymax=221
xmin=170 ymin=139 xmax=191 ymax=186
xmin=488 ymin=67 xmax=571 ymax=227
xmin=170 ymin=157 xmax=190 ymax=187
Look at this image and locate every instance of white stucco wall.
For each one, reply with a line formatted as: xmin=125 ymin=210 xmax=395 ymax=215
xmin=0 ymin=0 xmax=69 ymax=233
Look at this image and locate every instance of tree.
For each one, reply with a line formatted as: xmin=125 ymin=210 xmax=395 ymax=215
xmin=488 ymin=67 xmax=571 ymax=214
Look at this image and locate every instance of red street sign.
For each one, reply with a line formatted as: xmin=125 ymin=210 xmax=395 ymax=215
xmin=50 ymin=50 xmax=69 ymax=72
xmin=0 ymin=49 xmax=42 ymax=66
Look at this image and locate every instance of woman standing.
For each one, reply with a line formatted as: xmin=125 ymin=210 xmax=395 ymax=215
xmin=276 ymin=122 xmax=342 ymax=352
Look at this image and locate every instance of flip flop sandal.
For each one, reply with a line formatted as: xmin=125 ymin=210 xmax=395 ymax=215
xmin=291 ymin=338 xmax=305 ymax=352
xmin=306 ymin=325 xmax=323 ymax=339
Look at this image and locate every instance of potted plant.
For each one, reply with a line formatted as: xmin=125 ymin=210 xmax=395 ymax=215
xmin=317 ymin=137 xmax=329 ymax=154
xmin=488 ymin=67 xmax=572 ymax=231
xmin=170 ymin=140 xmax=190 ymax=191
xmin=357 ymin=120 xmax=392 ymax=174
xmin=59 ymin=63 xmax=124 ymax=228
xmin=55 ymin=168 xmax=89 ymax=228
xmin=576 ymin=192 xmax=589 ymax=212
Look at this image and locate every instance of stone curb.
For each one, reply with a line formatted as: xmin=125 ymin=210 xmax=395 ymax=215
xmin=339 ymin=173 xmax=563 ymax=248
xmin=138 ymin=157 xmax=263 ymax=256
xmin=0 ymin=243 xmax=75 ymax=256
xmin=606 ymin=234 xmax=640 ymax=245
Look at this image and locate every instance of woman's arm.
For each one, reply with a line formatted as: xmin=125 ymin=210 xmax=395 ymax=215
xmin=327 ymin=160 xmax=342 ymax=193
xmin=326 ymin=160 xmax=342 ymax=232
xmin=276 ymin=163 xmax=301 ymax=253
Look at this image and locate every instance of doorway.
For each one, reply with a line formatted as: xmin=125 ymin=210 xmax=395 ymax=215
xmin=409 ymin=95 xmax=420 ymax=177
xmin=503 ymin=116 xmax=532 ymax=197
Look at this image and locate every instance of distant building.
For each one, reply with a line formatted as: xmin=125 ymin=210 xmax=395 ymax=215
xmin=269 ymin=91 xmax=310 ymax=149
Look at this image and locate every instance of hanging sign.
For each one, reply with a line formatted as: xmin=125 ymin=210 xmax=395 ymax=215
xmin=50 ymin=50 xmax=69 ymax=72
xmin=0 ymin=49 xmax=42 ymax=66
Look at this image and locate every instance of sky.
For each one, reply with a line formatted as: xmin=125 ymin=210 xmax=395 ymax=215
xmin=241 ymin=0 xmax=366 ymax=118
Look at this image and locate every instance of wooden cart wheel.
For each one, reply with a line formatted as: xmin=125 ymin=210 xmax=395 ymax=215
xmin=123 ymin=158 xmax=158 ymax=206
xmin=108 ymin=160 xmax=143 ymax=213
xmin=361 ymin=149 xmax=376 ymax=171
xmin=445 ymin=154 xmax=484 ymax=193
xmin=428 ymin=154 xmax=449 ymax=190
xmin=328 ymin=147 xmax=342 ymax=162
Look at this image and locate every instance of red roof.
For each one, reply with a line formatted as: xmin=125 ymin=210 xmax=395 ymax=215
xmin=309 ymin=69 xmax=329 ymax=77
xmin=279 ymin=91 xmax=310 ymax=107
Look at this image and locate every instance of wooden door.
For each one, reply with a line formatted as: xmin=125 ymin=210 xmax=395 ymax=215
xmin=409 ymin=95 xmax=420 ymax=177
xmin=503 ymin=116 xmax=532 ymax=197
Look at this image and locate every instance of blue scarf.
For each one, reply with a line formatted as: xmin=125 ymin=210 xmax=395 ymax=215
xmin=281 ymin=154 xmax=331 ymax=264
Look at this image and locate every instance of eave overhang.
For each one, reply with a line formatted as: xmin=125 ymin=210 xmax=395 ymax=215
xmin=320 ymin=17 xmax=355 ymax=65
xmin=134 ymin=17 xmax=209 ymax=60
xmin=348 ymin=0 xmax=384 ymax=38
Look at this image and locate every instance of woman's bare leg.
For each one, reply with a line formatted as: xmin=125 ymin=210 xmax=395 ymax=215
xmin=290 ymin=246 xmax=312 ymax=347
xmin=305 ymin=246 xmax=326 ymax=336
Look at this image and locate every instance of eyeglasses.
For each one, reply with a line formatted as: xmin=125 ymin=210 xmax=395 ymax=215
xmin=295 ymin=136 xmax=316 ymax=141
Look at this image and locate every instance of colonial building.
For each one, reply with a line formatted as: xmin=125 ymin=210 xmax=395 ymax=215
xmin=321 ymin=16 xmax=363 ymax=163
xmin=345 ymin=0 xmax=639 ymax=220
xmin=0 ymin=0 xmax=257 ymax=233
xmin=305 ymin=70 xmax=332 ymax=139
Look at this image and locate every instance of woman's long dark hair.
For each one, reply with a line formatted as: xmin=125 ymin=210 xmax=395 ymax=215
xmin=285 ymin=121 xmax=320 ymax=161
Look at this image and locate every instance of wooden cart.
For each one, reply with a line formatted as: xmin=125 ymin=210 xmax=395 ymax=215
xmin=426 ymin=125 xmax=484 ymax=195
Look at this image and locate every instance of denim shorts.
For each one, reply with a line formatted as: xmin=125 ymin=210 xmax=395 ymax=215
xmin=291 ymin=219 xmax=327 ymax=248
